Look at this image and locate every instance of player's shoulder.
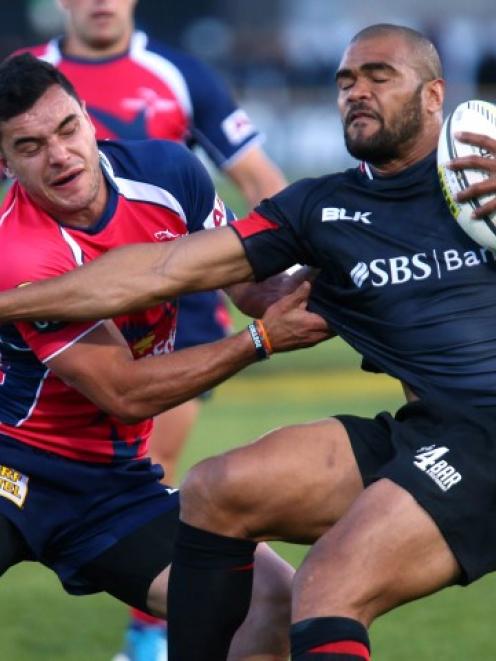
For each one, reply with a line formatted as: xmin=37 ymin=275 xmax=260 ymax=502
xmin=272 ymin=171 xmax=350 ymax=209
xmin=139 ymin=32 xmax=211 ymax=72
xmin=99 ymin=138 xmax=214 ymax=211
xmin=99 ymin=138 xmax=205 ymax=181
xmin=10 ymin=40 xmax=56 ymax=59
xmin=0 ymin=186 xmax=73 ymax=288
xmin=135 ymin=30 xmax=225 ymax=91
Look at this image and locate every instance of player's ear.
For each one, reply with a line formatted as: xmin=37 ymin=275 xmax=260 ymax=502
xmin=423 ymin=78 xmax=444 ymax=114
xmin=81 ymin=101 xmax=96 ymax=136
xmin=0 ymin=154 xmax=13 ymax=179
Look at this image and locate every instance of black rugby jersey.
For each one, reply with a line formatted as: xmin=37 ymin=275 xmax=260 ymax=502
xmin=231 ymin=151 xmax=496 ymax=406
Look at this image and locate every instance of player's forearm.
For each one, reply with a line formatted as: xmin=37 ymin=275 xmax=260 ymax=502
xmin=0 ymin=230 xmax=253 ymax=323
xmin=0 ymin=244 xmax=171 ymax=322
xmin=114 ymin=329 xmax=260 ymax=423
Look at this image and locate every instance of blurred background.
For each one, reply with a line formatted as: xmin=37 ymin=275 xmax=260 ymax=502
xmin=2 ymin=0 xmax=495 ymax=178
xmin=1 ymin=2 xmax=496 ymax=659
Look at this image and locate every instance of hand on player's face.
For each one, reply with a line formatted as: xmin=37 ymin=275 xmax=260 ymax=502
xmin=260 ymin=281 xmax=332 ymax=353
xmin=447 ymin=131 xmax=496 ymax=219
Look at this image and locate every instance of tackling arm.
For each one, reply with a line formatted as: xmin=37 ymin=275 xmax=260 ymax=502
xmin=0 ymin=227 xmax=252 ymax=323
xmin=49 ymin=282 xmax=330 ymax=423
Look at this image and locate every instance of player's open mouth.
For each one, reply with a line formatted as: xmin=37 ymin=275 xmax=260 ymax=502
xmin=51 ymin=170 xmax=83 ymax=187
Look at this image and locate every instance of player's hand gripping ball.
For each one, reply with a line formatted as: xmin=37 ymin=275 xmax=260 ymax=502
xmin=437 ymin=100 xmax=496 ymax=249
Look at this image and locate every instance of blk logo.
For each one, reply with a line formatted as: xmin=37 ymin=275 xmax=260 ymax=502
xmin=322 ymin=207 xmax=372 ymax=224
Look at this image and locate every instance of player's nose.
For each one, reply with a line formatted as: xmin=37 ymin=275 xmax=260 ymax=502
xmin=347 ymin=76 xmax=373 ymax=101
xmin=46 ymin=137 xmax=71 ymax=165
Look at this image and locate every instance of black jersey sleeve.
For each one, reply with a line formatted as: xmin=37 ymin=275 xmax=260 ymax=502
xmin=230 ymin=179 xmax=319 ymax=281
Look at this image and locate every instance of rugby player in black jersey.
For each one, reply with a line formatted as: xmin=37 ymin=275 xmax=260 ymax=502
xmin=2 ymin=23 xmax=496 ymax=661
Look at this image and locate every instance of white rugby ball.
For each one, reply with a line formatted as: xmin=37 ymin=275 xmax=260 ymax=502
xmin=437 ymin=99 xmax=496 ymax=249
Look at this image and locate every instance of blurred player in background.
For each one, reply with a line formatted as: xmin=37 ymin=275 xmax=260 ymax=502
xmin=16 ymin=1 xmax=287 ymax=658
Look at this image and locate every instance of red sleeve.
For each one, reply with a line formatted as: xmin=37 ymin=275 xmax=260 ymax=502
xmin=16 ymin=319 xmax=104 ymax=363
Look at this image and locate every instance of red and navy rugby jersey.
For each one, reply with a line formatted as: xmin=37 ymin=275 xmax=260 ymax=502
xmin=19 ymin=30 xmax=249 ymax=350
xmin=231 ymin=152 xmax=496 ymax=406
xmin=0 ymin=140 xmax=231 ymax=463
xmin=20 ymin=31 xmax=261 ymax=169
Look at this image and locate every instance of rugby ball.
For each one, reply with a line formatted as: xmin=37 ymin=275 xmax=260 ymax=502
xmin=437 ymin=99 xmax=496 ymax=249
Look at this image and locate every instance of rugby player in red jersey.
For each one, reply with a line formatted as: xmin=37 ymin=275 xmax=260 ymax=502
xmin=0 ymin=54 xmax=329 ymax=661
xmin=16 ymin=1 xmax=287 ymax=655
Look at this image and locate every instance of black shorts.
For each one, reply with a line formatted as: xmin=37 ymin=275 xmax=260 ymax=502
xmin=337 ymin=399 xmax=496 ymax=585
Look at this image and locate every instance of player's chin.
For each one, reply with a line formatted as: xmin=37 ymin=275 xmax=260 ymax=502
xmin=49 ymin=191 xmax=94 ymax=214
xmin=345 ymin=134 xmax=381 ymax=161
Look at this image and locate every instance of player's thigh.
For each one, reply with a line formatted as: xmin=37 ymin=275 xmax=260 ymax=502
xmin=293 ymin=478 xmax=460 ymax=624
xmin=78 ymin=506 xmax=178 ymax=616
xmin=181 ymin=417 xmax=364 ymax=542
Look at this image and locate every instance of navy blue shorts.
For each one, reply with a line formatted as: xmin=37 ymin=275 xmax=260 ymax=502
xmin=337 ymin=399 xmax=496 ymax=584
xmin=0 ymin=434 xmax=179 ymax=595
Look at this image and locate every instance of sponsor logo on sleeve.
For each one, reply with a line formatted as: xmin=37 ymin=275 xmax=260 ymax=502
xmin=203 ymin=194 xmax=228 ymax=229
xmin=221 ymin=109 xmax=255 ymax=145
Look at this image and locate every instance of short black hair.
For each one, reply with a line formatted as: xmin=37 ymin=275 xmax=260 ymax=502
xmin=0 ymin=53 xmax=82 ymax=124
xmin=351 ymin=23 xmax=443 ymax=81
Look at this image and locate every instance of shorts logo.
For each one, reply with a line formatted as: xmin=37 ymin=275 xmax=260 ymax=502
xmin=0 ymin=465 xmax=29 ymax=508
xmin=413 ymin=445 xmax=462 ymax=492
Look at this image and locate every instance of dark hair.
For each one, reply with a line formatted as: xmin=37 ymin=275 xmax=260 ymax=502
xmin=351 ymin=23 xmax=443 ymax=81
xmin=0 ymin=53 xmax=82 ymax=123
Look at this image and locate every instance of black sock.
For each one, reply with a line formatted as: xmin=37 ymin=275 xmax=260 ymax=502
xmin=167 ymin=521 xmax=257 ymax=661
xmin=291 ymin=617 xmax=370 ymax=660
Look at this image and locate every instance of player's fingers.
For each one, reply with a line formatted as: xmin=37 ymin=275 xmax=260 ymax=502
xmin=470 ymin=198 xmax=496 ymax=219
xmin=455 ymin=131 xmax=496 ymax=151
xmin=447 ymin=155 xmax=496 ymax=171
xmin=456 ymin=177 xmax=496 ymax=203
xmin=284 ymin=280 xmax=311 ymax=307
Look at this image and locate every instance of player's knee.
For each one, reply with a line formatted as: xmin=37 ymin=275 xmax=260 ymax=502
xmin=180 ymin=454 xmax=255 ymax=529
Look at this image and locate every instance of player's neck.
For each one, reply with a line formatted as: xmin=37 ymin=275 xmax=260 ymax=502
xmin=370 ymin=136 xmax=437 ymax=177
xmin=370 ymin=120 xmax=441 ymax=176
xmin=62 ymin=31 xmax=131 ymax=60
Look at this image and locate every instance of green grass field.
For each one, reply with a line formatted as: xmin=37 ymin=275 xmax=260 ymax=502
xmin=2 ymin=337 xmax=496 ymax=659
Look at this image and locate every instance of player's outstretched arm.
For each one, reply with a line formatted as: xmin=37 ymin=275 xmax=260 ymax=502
xmin=48 ymin=281 xmax=331 ymax=422
xmin=447 ymin=131 xmax=496 ymax=218
xmin=0 ymin=227 xmax=252 ymax=323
